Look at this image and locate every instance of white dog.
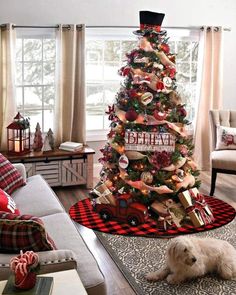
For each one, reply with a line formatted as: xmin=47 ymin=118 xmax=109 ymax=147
xmin=146 ymin=236 xmax=236 ymax=284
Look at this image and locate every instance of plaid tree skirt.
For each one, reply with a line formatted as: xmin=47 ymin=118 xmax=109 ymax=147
xmin=69 ymin=196 xmax=236 ymax=237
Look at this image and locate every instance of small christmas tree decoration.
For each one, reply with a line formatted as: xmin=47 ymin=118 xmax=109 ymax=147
xmin=32 ymin=122 xmax=43 ymax=151
xmin=47 ymin=128 xmax=55 ymax=150
xmin=41 ymin=135 xmax=52 ymax=153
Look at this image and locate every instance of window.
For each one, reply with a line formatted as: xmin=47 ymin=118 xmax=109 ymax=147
xmin=85 ymin=28 xmax=200 ymax=140
xmin=15 ymin=28 xmax=56 ymax=132
xmin=86 ymin=28 xmax=137 ymax=139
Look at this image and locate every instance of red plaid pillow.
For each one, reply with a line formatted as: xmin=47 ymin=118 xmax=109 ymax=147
xmin=0 ymin=212 xmax=57 ymax=253
xmin=0 ymin=189 xmax=20 ymax=214
xmin=0 ymin=153 xmax=25 ymax=194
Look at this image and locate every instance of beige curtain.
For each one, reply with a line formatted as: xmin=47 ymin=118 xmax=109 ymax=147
xmin=54 ymin=24 xmax=86 ymax=145
xmin=194 ymin=26 xmax=223 ymax=170
xmin=0 ymin=24 xmax=17 ymax=150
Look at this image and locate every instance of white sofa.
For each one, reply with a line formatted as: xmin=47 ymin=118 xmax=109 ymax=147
xmin=0 ymin=164 xmax=106 ymax=295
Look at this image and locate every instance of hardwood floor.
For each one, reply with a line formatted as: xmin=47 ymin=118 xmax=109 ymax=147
xmin=53 ymin=171 xmax=236 ymax=295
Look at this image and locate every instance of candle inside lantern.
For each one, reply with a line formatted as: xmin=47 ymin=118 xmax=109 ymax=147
xmin=14 ymin=138 xmax=21 ymax=152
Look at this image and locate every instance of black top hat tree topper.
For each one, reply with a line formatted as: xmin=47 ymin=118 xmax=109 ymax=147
xmin=134 ymin=11 xmax=166 ymax=36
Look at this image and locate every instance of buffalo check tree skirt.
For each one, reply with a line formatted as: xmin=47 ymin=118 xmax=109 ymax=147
xmin=69 ymin=196 xmax=236 ymax=237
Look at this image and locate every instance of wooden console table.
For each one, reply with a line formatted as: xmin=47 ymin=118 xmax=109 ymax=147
xmin=2 ymin=146 xmax=95 ymax=189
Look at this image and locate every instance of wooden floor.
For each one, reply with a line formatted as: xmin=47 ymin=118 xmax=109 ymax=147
xmin=54 ymin=171 xmax=236 ymax=295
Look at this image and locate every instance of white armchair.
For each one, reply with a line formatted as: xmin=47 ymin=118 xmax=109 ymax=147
xmin=209 ymin=110 xmax=236 ymax=195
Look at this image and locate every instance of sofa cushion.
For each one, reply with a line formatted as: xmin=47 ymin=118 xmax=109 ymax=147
xmin=0 ymin=153 xmax=25 ymax=194
xmin=0 ymin=189 xmax=20 ymax=215
xmin=41 ymin=212 xmax=105 ymax=293
xmin=0 ymin=212 xmax=56 ymax=253
xmin=12 ymin=175 xmax=64 ymax=217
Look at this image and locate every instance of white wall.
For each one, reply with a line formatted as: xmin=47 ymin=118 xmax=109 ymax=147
xmin=1 ymin=0 xmax=236 ymax=161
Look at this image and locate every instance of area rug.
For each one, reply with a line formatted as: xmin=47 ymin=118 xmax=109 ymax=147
xmin=69 ymin=196 xmax=236 ymax=237
xmin=95 ymin=217 xmax=236 ymax=295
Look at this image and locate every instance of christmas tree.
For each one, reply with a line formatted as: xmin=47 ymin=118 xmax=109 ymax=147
xmin=92 ymin=11 xmax=204 ymax=227
xmin=47 ymin=128 xmax=55 ymax=150
xmin=32 ymin=123 xmax=43 ymax=151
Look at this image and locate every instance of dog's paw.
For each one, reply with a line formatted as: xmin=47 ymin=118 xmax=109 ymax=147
xmin=145 ymin=272 xmax=162 ymax=282
xmin=166 ymin=274 xmax=181 ymax=285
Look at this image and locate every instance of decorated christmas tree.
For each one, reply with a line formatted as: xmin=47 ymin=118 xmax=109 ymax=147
xmin=91 ymin=11 xmax=214 ymax=229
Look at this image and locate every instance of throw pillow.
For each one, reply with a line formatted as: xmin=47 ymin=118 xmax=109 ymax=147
xmin=216 ymin=125 xmax=236 ymax=150
xmin=0 ymin=189 xmax=20 ymax=215
xmin=0 ymin=153 xmax=25 ymax=194
xmin=0 ymin=212 xmax=57 ymax=253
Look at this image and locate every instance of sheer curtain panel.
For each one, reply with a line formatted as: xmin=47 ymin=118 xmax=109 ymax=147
xmin=194 ymin=26 xmax=223 ymax=170
xmin=0 ymin=24 xmax=17 ymax=150
xmin=54 ymin=24 xmax=86 ymax=145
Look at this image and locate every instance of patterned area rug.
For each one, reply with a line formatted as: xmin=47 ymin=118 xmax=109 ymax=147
xmin=69 ymin=196 xmax=236 ymax=237
xmin=95 ymin=217 xmax=236 ymax=295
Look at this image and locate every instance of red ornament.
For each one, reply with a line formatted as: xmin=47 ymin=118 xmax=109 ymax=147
xmin=153 ymin=110 xmax=167 ymax=121
xmin=178 ymin=107 xmax=187 ymax=117
xmin=156 ymin=81 xmax=165 ymax=91
xmin=160 ymin=43 xmax=170 ymax=54
xmin=129 ymin=89 xmax=138 ymax=98
xmin=125 ymin=109 xmax=138 ymax=122
xmin=122 ymin=67 xmax=131 ymax=76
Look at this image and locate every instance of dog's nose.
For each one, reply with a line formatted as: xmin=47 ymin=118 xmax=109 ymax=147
xmin=192 ymin=257 xmax=197 ymax=263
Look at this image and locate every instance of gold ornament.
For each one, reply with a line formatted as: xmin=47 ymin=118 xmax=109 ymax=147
xmin=140 ymin=171 xmax=153 ymax=184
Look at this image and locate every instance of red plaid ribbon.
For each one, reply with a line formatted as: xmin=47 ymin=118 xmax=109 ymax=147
xmin=140 ymin=24 xmax=161 ymax=32
xmin=186 ymin=190 xmax=215 ymax=225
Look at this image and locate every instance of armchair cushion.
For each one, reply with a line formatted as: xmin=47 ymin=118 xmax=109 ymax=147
xmin=211 ymin=150 xmax=236 ymax=170
xmin=216 ymin=125 xmax=236 ymax=150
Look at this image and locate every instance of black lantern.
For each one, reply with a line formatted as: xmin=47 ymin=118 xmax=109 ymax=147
xmin=7 ymin=112 xmax=31 ymax=155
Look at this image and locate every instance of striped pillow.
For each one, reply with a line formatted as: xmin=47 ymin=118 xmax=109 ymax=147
xmin=0 ymin=153 xmax=25 ymax=194
xmin=0 ymin=212 xmax=57 ymax=253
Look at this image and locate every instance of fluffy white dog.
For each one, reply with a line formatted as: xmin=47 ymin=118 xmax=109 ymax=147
xmin=146 ymin=236 xmax=236 ymax=284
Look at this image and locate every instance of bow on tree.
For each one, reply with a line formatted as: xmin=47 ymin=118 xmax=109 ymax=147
xmin=106 ymin=105 xmax=116 ymax=120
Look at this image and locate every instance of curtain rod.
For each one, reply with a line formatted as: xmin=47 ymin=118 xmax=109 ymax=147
xmin=0 ymin=24 xmax=231 ymax=31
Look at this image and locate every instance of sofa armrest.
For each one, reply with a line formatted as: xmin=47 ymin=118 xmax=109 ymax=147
xmin=13 ymin=163 xmax=27 ymax=182
xmin=37 ymin=250 xmax=77 ymax=274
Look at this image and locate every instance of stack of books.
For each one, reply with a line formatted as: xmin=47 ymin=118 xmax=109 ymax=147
xmin=59 ymin=141 xmax=83 ymax=152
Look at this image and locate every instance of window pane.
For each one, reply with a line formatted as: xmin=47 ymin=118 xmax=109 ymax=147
xmin=24 ymin=39 xmax=42 ymax=61
xmin=104 ymin=41 xmax=120 ymax=62
xmin=86 ymin=62 xmax=103 ymax=81
xmin=44 ymin=109 xmax=54 ymax=131
xmin=24 ymin=62 xmax=42 ymax=85
xmin=16 ymin=62 xmax=22 ymax=85
xmin=16 ymin=39 xmax=23 ymax=61
xmin=104 ymin=83 xmax=119 ymax=104
xmin=43 ymin=39 xmax=56 ymax=60
xmin=24 ymin=110 xmax=42 ymax=131
xmin=104 ymin=62 xmax=120 ymax=80
xmin=16 ymin=87 xmax=23 ymax=108
xmin=86 ymin=114 xmax=103 ymax=130
xmin=176 ymin=63 xmax=190 ymax=83
xmin=176 ymin=42 xmax=191 ymax=61
xmin=191 ymin=42 xmax=199 ymax=62
xmin=43 ymin=62 xmax=55 ymax=84
xmin=191 ymin=63 xmax=198 ymax=82
xmin=86 ymin=84 xmax=104 ymax=115
xmin=24 ymin=86 xmax=42 ymax=108
xmin=44 ymin=86 xmax=55 ymax=107
xmin=86 ymin=41 xmax=103 ymax=62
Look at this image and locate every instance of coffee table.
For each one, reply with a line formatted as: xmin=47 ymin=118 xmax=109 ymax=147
xmin=0 ymin=269 xmax=87 ymax=295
